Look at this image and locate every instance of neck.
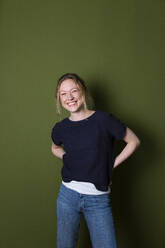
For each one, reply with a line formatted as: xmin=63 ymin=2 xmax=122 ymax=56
xmin=69 ymin=109 xmax=92 ymax=121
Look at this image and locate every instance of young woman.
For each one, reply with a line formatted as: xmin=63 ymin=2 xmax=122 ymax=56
xmin=51 ymin=73 xmax=140 ymax=248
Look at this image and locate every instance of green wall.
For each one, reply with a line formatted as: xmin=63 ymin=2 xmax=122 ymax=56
xmin=0 ymin=0 xmax=164 ymax=247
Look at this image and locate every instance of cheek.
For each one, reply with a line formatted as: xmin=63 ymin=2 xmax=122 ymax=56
xmin=59 ymin=97 xmax=65 ymax=105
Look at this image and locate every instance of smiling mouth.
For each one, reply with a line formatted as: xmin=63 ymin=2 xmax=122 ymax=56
xmin=67 ymin=101 xmax=77 ymax=106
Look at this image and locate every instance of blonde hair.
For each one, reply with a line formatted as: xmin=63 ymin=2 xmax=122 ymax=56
xmin=55 ymin=73 xmax=94 ymax=115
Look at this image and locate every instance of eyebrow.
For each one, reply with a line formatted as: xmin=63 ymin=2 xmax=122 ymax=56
xmin=60 ymin=88 xmax=78 ymax=93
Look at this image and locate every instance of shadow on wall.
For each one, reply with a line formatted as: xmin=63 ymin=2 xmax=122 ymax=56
xmin=82 ymin=80 xmax=160 ymax=248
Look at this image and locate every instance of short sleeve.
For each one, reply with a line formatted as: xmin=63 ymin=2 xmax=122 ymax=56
xmin=106 ymin=113 xmax=127 ymax=140
xmin=51 ymin=123 xmax=63 ymax=146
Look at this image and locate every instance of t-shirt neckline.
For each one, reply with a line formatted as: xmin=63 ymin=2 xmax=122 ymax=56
xmin=66 ymin=110 xmax=97 ymax=124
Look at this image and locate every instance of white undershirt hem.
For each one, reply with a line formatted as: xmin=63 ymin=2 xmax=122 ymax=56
xmin=62 ymin=180 xmax=111 ymax=195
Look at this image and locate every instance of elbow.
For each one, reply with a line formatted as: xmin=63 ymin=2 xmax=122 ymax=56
xmin=135 ymin=138 xmax=141 ymax=148
xmin=128 ymin=138 xmax=141 ymax=149
xmin=51 ymin=146 xmax=57 ymax=155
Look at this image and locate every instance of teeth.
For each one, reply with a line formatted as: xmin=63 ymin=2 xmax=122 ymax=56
xmin=68 ymin=102 xmax=76 ymax=106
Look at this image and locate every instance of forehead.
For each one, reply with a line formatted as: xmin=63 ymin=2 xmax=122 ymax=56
xmin=59 ymin=79 xmax=79 ymax=92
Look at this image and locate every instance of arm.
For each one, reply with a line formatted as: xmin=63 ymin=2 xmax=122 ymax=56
xmin=113 ymin=127 xmax=141 ymax=169
xmin=51 ymin=142 xmax=66 ymax=160
xmin=109 ymin=127 xmax=141 ymax=186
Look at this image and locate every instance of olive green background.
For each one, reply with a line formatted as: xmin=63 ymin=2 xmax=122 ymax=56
xmin=0 ymin=0 xmax=164 ymax=247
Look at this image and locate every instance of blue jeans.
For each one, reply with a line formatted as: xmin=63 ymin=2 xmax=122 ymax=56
xmin=56 ymin=183 xmax=117 ymax=248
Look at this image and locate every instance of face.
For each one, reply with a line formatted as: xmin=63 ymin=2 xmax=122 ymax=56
xmin=59 ymin=79 xmax=85 ymax=113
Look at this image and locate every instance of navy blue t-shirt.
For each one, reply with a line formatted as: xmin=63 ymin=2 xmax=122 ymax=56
xmin=51 ymin=110 xmax=127 ymax=191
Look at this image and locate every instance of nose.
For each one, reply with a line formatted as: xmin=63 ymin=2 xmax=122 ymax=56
xmin=66 ymin=92 xmax=74 ymax=100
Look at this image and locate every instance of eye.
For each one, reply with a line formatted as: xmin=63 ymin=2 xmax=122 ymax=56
xmin=72 ymin=89 xmax=78 ymax=93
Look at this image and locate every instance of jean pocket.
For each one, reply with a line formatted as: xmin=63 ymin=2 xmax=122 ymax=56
xmin=95 ymin=194 xmax=110 ymax=205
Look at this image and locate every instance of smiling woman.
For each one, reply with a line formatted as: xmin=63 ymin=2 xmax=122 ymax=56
xmin=59 ymin=83 xmax=82 ymax=111
xmin=55 ymin=73 xmax=94 ymax=120
xmin=51 ymin=72 xmax=140 ymax=248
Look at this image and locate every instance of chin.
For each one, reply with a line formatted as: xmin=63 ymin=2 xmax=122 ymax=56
xmin=64 ymin=106 xmax=78 ymax=113
xmin=70 ymin=107 xmax=80 ymax=113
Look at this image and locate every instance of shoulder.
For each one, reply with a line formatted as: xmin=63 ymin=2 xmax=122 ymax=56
xmin=96 ymin=110 xmax=125 ymax=124
xmin=97 ymin=109 xmax=121 ymax=118
xmin=52 ymin=117 xmax=68 ymax=130
xmin=96 ymin=109 xmax=111 ymax=120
